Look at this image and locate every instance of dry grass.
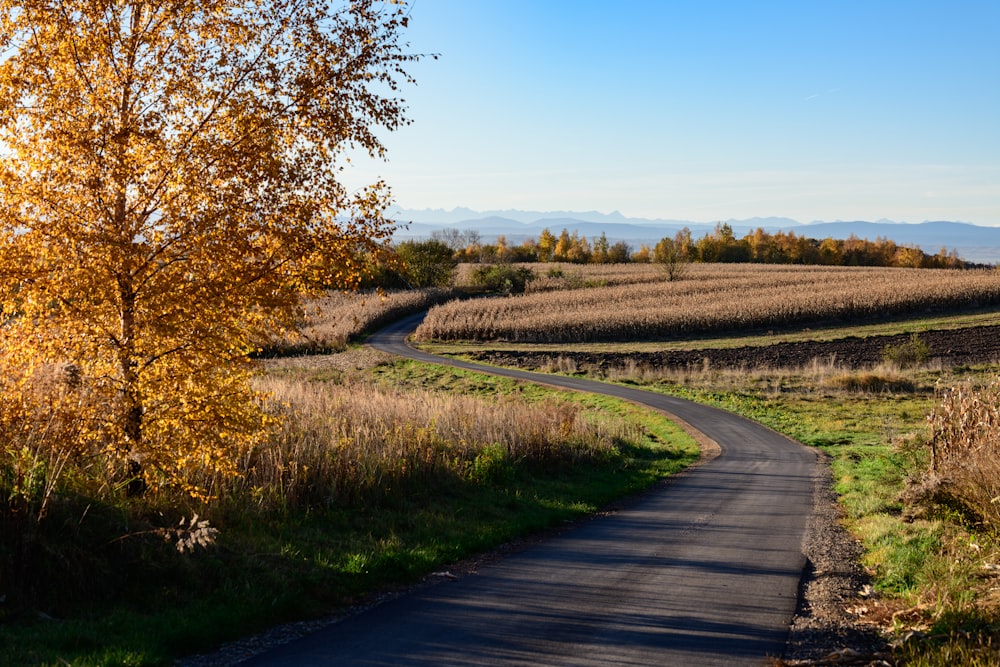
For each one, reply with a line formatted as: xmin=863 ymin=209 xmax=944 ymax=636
xmin=827 ymin=370 xmax=918 ymax=394
xmin=266 ymin=287 xmax=458 ymax=354
xmin=414 ymin=264 xmax=1000 ymax=343
xmin=234 ymin=374 xmax=635 ymax=510
xmin=0 ymin=362 xmax=114 ymax=513
xmin=541 ymin=352 xmax=937 ymax=399
xmin=0 ymin=346 xmax=641 ymax=611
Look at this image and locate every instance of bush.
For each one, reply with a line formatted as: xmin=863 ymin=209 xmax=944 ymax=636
xmin=468 ymin=443 xmax=514 ymax=485
xmin=470 ymin=265 xmax=536 ymax=295
xmin=394 ymin=240 xmax=458 ymax=288
xmin=882 ymin=333 xmax=930 ymax=368
xmin=0 ymin=376 xmax=211 ymax=611
xmin=654 ymin=229 xmax=692 ymax=281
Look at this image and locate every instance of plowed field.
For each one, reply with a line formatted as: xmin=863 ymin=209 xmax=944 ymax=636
xmin=469 ymin=325 xmax=1000 ymax=372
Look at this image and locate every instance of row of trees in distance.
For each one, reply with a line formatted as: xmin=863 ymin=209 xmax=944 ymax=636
xmin=425 ymin=223 xmax=968 ymax=271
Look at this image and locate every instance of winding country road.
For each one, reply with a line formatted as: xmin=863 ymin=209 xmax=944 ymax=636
xmin=244 ymin=312 xmax=819 ymax=666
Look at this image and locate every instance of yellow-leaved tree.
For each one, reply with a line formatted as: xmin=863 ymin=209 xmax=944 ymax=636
xmin=0 ymin=0 xmax=418 ymax=498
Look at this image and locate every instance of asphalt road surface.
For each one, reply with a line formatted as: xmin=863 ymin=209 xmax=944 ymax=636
xmin=244 ymin=312 xmax=818 ymax=666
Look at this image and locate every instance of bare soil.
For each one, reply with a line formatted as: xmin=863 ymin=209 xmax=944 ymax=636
xmin=466 ymin=325 xmax=1000 ymax=372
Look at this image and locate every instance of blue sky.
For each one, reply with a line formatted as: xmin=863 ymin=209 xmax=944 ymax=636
xmin=344 ymin=1 xmax=1000 ymax=225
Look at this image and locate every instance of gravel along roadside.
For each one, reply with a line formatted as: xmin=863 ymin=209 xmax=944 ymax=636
xmin=780 ymin=452 xmax=891 ymax=666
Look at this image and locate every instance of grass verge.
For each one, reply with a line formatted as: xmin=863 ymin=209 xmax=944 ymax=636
xmin=590 ymin=361 xmax=1000 ymax=665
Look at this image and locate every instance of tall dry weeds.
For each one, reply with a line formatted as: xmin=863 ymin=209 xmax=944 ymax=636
xmin=0 ymin=361 xmax=116 ymax=605
xmin=0 ymin=361 xmax=112 ymax=511
xmin=918 ymin=378 xmax=1000 ymax=527
xmin=235 ymin=376 xmax=635 ymax=510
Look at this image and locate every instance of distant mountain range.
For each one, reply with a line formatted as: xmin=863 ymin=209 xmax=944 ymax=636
xmin=387 ymin=207 xmax=1000 ymax=265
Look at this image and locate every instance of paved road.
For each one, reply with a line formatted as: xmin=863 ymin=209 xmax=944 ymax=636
xmin=244 ymin=312 xmax=818 ymax=666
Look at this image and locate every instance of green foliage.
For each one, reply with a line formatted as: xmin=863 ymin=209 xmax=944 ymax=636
xmin=892 ymin=618 xmax=1000 ymax=666
xmin=859 ymin=516 xmax=942 ymax=594
xmin=394 ymin=240 xmax=459 ymax=288
xmin=470 ymin=264 xmax=536 ymax=294
xmin=607 ymin=240 xmax=632 ymax=264
xmin=882 ymin=333 xmax=931 ymax=368
xmin=653 ymin=228 xmax=692 ymax=281
xmin=468 ymin=443 xmax=514 ymax=484
xmin=694 ymin=223 xmax=750 ymax=263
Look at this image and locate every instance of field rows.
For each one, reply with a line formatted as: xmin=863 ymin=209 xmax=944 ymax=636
xmin=414 ymin=264 xmax=1000 ymax=343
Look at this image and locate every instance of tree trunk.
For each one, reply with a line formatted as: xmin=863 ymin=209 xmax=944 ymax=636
xmin=117 ymin=281 xmax=147 ymax=497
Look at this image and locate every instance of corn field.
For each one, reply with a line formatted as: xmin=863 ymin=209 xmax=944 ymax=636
xmin=414 ymin=264 xmax=1000 ymax=343
xmin=524 ymin=263 xmax=667 ymax=292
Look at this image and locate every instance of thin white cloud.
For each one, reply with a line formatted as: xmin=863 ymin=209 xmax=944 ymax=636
xmin=803 ymin=87 xmax=841 ymax=101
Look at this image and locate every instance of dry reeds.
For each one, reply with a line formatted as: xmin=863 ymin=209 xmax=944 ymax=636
xmin=0 ymin=360 xmax=122 ymax=605
xmin=235 ymin=376 xmax=635 ymax=510
xmin=919 ymin=378 xmax=1000 ymax=527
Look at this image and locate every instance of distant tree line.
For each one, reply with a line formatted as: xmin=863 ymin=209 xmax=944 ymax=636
xmin=428 ymin=223 xmax=969 ymax=269
xmin=374 ymin=224 xmax=973 ymax=291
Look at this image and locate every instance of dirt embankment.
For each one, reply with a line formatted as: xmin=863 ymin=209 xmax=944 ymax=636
xmin=469 ymin=325 xmax=1000 ymax=372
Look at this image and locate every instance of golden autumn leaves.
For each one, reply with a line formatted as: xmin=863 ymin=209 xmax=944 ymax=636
xmin=0 ymin=0 xmax=418 ymax=499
